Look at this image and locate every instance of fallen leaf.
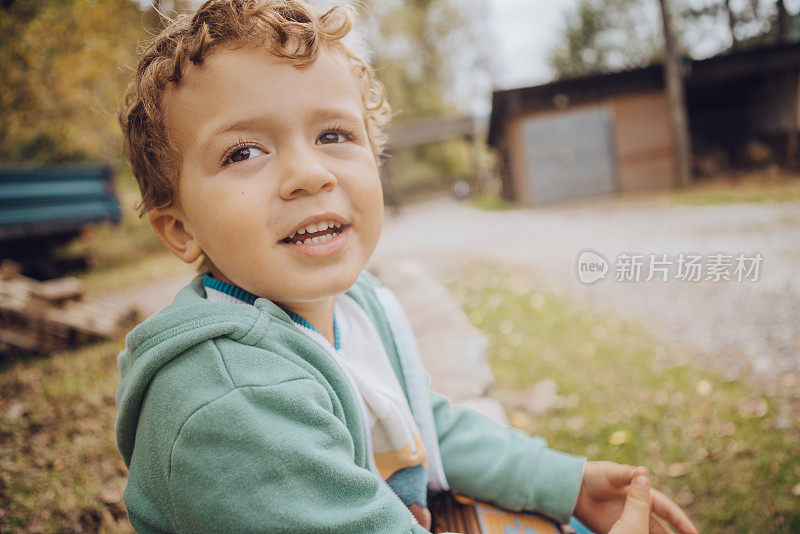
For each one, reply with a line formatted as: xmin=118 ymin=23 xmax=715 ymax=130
xmin=509 ymin=411 xmax=530 ymax=428
xmin=738 ymin=397 xmax=768 ymax=419
xmin=716 ymin=421 xmax=736 ymax=437
xmin=696 ymin=379 xmax=713 ymax=397
xmin=6 ymin=402 xmax=25 ymax=420
xmin=792 ymin=483 xmax=800 ymax=496
xmin=99 ymin=488 xmax=123 ymax=504
xmin=667 ymin=463 xmax=690 ymax=477
xmin=609 ymin=430 xmax=631 ymax=445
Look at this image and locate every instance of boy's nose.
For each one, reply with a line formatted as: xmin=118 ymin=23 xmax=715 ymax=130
xmin=278 ymin=149 xmax=337 ymax=199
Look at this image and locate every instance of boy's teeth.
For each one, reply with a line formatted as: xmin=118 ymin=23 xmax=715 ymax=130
xmin=286 ymin=220 xmax=344 ymax=243
xmin=295 ymin=220 xmax=340 ymax=236
xmin=295 ymin=232 xmax=336 ymax=245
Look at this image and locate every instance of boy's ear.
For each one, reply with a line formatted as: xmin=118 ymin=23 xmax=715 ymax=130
xmin=148 ymin=207 xmax=203 ymax=264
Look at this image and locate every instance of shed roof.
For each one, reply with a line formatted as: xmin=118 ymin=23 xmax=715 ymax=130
xmin=488 ymin=41 xmax=800 ymax=147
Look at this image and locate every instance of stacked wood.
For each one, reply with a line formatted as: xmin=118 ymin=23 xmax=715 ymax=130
xmin=0 ymin=261 xmax=139 ymax=354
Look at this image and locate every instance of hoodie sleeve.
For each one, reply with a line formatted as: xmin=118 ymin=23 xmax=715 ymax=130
xmin=429 ymin=391 xmax=586 ymax=525
xmin=164 ymin=378 xmax=429 ymax=534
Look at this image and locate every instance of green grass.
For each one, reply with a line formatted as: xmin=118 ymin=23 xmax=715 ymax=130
xmin=446 ymin=263 xmax=800 ymax=533
xmin=671 ymin=187 xmax=800 ymax=206
xmin=467 ymin=193 xmax=515 ymax=211
xmin=668 ymin=174 xmax=800 ymax=206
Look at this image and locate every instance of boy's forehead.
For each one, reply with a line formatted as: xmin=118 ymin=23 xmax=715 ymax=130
xmin=165 ymin=45 xmax=361 ymax=118
xmin=161 ymin=45 xmax=365 ymax=150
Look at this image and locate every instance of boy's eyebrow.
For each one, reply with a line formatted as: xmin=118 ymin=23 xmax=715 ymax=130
xmin=309 ymin=108 xmax=363 ymax=125
xmin=199 ymin=108 xmax=363 ymax=151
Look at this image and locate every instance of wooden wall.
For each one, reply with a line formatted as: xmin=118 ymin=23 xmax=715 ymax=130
xmin=611 ymin=91 xmax=675 ymax=192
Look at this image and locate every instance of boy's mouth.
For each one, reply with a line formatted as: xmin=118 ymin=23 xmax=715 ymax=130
xmin=282 ymin=220 xmax=347 ymax=245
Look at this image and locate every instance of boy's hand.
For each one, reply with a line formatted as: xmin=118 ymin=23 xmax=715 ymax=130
xmin=574 ymin=461 xmax=698 ymax=534
xmin=608 ymin=474 xmax=651 ymax=534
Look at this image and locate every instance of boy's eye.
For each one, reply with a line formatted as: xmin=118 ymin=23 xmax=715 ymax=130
xmin=316 ymin=131 xmax=351 ymax=145
xmin=224 ymin=145 xmax=266 ymax=165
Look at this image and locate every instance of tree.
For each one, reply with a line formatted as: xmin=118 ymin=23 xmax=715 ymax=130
xmin=551 ymin=0 xmax=799 ymax=79
xmin=0 ymin=0 xmax=146 ymax=164
xmin=658 ymin=0 xmax=693 ymax=188
xmin=359 ymin=0 xmax=493 ymax=119
xmin=550 ymin=0 xmax=663 ymax=78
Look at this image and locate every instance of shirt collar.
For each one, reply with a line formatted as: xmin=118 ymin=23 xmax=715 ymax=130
xmin=202 ymin=274 xmax=341 ymax=350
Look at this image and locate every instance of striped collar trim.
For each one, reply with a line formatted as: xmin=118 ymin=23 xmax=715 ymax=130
xmin=202 ymin=274 xmax=341 ymax=350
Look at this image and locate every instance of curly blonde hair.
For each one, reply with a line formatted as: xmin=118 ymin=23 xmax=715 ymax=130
xmin=120 ymin=0 xmax=390 ymax=216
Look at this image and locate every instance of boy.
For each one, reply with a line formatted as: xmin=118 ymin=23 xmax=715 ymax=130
xmin=115 ymin=1 xmax=697 ymax=532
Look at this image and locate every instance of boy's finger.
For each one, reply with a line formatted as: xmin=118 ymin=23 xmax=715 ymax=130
xmin=606 ymin=463 xmax=648 ymax=487
xmin=609 ymin=476 xmax=652 ymax=533
xmin=649 ymin=514 xmax=671 ymax=534
xmin=651 ymin=488 xmax=698 ymax=534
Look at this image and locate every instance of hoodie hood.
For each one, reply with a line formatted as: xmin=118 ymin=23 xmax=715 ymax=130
xmin=114 ymin=274 xmax=297 ymax=467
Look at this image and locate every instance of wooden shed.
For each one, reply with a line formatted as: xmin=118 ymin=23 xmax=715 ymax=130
xmin=488 ymin=43 xmax=800 ymax=205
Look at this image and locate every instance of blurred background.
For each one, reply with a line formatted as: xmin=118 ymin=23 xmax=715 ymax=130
xmin=1 ymin=0 xmax=799 ymax=532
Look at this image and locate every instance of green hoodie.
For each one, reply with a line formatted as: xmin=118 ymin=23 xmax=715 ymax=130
xmin=115 ymin=271 xmax=585 ymax=533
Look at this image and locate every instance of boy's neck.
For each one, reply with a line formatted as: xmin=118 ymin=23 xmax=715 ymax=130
xmin=278 ymin=298 xmax=337 ymax=347
xmin=205 ymin=269 xmax=338 ymax=348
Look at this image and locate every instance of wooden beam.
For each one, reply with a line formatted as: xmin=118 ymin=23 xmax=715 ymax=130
xmin=387 ymin=116 xmax=475 ymax=151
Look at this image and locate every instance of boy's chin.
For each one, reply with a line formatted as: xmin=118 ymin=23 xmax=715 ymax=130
xmin=285 ymin=270 xmax=362 ymax=302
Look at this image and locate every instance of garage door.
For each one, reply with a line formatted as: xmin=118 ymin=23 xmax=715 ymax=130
xmin=521 ymin=105 xmax=616 ymax=204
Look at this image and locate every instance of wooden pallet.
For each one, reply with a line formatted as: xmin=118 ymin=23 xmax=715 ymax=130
xmin=0 ymin=261 xmax=139 ymax=354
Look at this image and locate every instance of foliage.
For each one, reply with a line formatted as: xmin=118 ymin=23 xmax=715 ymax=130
xmin=0 ymin=0 xmax=147 ymax=164
xmin=550 ymin=0 xmax=662 ymax=78
xmin=360 ymin=0 xmax=492 ymax=119
xmin=550 ymin=0 xmax=800 ymax=79
xmin=358 ymin=0 xmax=492 ymax=197
xmin=448 ymin=263 xmax=800 ymax=533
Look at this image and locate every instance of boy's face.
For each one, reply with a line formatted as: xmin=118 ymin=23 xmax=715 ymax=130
xmin=158 ymin=45 xmax=383 ymax=305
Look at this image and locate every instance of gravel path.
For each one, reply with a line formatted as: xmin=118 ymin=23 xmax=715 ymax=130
xmin=371 ymin=196 xmax=800 ymax=392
